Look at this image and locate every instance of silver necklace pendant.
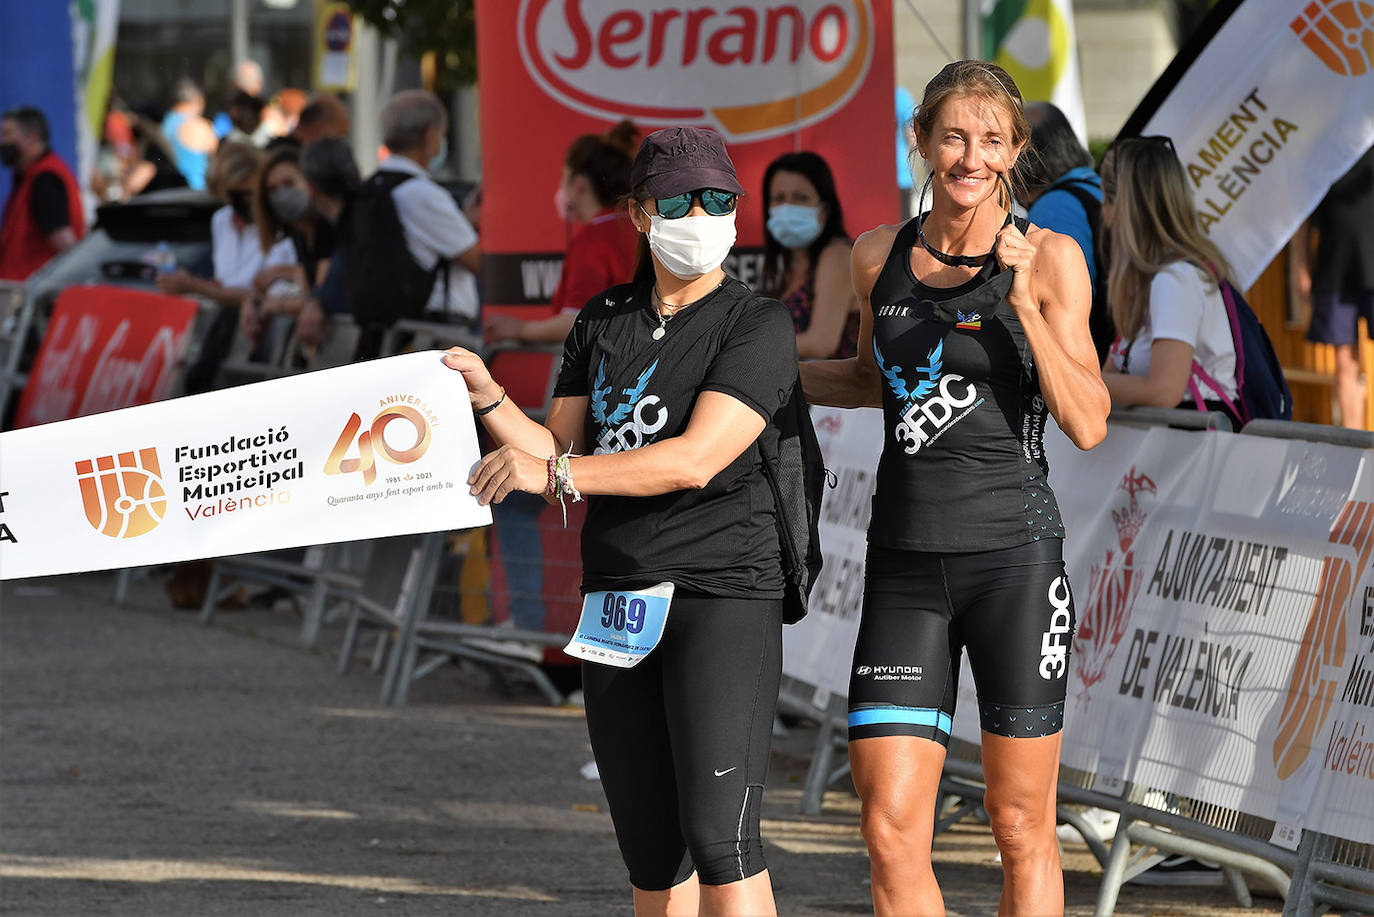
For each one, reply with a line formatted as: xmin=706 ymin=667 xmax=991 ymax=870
xmin=652 ymin=324 xmax=666 ymax=340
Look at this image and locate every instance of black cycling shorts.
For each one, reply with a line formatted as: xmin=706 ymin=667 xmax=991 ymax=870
xmin=848 ymin=539 xmax=1075 ymax=744
xmin=582 ymin=592 xmax=783 ymax=890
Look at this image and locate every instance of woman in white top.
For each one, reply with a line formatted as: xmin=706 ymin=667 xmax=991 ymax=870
xmin=156 ymin=141 xmax=295 ymax=307
xmin=1099 ymin=136 xmax=1240 ymax=417
xmin=157 ymin=141 xmax=296 ymax=392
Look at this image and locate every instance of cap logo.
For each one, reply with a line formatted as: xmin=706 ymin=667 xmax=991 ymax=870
xmin=519 ymin=0 xmax=875 ymax=141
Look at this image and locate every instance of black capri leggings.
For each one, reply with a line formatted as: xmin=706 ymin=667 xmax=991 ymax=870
xmin=582 ymin=592 xmax=783 ymax=890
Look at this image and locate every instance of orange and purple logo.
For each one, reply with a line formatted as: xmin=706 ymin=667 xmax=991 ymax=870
xmin=75 ymin=448 xmax=168 ymax=538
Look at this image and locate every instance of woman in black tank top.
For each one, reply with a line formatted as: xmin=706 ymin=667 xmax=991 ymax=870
xmin=801 ymin=61 xmax=1109 ymax=916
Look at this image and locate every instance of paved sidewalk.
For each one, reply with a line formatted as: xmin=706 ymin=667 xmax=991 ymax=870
xmin=0 ymin=573 xmax=1282 ymax=916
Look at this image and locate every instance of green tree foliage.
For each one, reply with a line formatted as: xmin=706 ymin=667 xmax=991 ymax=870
xmin=345 ymin=0 xmax=477 ymax=88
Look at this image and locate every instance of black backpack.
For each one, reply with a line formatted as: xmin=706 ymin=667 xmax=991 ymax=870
xmin=1188 ymin=278 xmax=1293 ymax=425
xmin=346 ymin=171 xmax=440 ymax=327
xmin=757 ymin=375 xmax=830 ymax=625
xmin=1046 ymin=177 xmax=1115 ymax=363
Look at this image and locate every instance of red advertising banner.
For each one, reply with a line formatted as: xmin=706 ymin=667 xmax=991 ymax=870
xmin=475 ymin=0 xmax=898 ymax=313
xmin=14 ymin=285 xmax=199 ymax=428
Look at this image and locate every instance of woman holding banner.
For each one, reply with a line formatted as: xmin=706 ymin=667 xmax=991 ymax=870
xmin=801 ymin=60 xmax=1108 ymax=915
xmin=444 ymin=126 xmax=797 ymax=916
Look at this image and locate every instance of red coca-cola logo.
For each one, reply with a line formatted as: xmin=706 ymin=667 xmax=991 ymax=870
xmin=518 ymin=0 xmax=874 ymax=140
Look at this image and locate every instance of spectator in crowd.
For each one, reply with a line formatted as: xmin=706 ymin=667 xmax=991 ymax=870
xmin=376 ymin=90 xmax=480 ymax=323
xmin=92 ymin=106 xmax=189 ymax=202
xmin=214 ymin=59 xmax=266 ymax=138
xmin=1020 ymin=101 xmax=1114 ymax=361
xmin=266 ymin=93 xmax=350 ymax=153
xmin=760 ymin=151 xmax=859 ymax=359
xmin=224 ymin=90 xmax=268 ymax=148
xmin=0 ymin=106 xmax=85 ymax=281
xmin=293 ymin=137 xmax=360 ymax=346
xmin=484 ymin=119 xmax=640 ymax=345
xmin=1294 ymin=146 xmax=1374 ymax=430
xmin=1100 ymin=137 xmax=1241 ymax=418
xmin=239 ymin=146 xmax=336 ymax=344
xmin=161 ymin=77 xmax=218 ymax=191
xmin=157 ymin=141 xmax=296 ymax=391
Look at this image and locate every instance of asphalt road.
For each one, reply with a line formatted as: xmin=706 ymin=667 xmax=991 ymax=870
xmin=0 ymin=572 xmax=1282 ymax=916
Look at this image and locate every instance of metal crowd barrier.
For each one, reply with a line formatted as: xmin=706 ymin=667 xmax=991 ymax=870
xmin=0 ymin=281 xmax=31 ymax=420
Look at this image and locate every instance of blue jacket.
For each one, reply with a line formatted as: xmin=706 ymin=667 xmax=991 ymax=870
xmin=1028 ymin=167 xmax=1102 ymax=295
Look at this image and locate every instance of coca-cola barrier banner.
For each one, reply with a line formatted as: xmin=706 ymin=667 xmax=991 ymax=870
xmin=14 ymin=285 xmax=199 ymax=429
xmin=475 ymin=0 xmax=898 ymax=310
xmin=785 ymin=408 xmax=1374 ymax=848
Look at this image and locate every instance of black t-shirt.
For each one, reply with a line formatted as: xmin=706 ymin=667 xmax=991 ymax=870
xmin=553 ymin=277 xmax=798 ymax=598
xmin=29 ymin=172 xmax=70 ymax=235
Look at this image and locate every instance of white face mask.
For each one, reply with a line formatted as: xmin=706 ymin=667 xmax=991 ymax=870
xmin=645 ymin=209 xmax=737 ymax=280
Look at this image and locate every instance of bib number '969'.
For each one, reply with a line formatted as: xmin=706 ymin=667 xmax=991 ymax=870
xmin=600 ymin=593 xmax=647 ymax=634
xmin=565 ymin=582 xmax=674 ymax=668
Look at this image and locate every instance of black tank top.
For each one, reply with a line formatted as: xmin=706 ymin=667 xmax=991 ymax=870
xmin=867 ymin=216 xmax=1063 ymax=552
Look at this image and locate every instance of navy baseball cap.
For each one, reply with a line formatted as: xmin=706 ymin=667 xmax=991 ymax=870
xmin=630 ymin=126 xmax=745 ymax=198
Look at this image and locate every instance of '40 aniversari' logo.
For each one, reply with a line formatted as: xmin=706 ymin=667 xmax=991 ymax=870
xmin=591 ymin=358 xmax=667 ymax=454
xmin=874 ymin=339 xmax=981 ymax=454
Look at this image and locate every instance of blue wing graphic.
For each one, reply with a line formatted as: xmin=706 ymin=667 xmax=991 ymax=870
xmin=873 ymin=340 xmax=912 ymax=403
xmin=606 ymin=359 xmax=658 ymax=426
xmin=912 ymin=340 xmax=943 ymax=399
xmin=590 ymin=358 xmax=611 ymax=426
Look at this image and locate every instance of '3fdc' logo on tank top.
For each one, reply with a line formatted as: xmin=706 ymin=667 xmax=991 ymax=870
xmin=874 ymin=340 xmax=984 ymax=454
xmin=590 ymin=358 xmax=669 ymax=454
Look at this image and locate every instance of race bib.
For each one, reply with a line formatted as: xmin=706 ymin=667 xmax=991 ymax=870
xmin=564 ymin=582 xmax=674 ymax=668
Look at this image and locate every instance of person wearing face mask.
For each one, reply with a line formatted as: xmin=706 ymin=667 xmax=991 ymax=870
xmin=0 ymin=106 xmax=85 ymax=281
xmin=484 ymin=119 xmax=640 ymax=344
xmin=760 ymin=151 xmax=860 ymax=359
xmin=239 ymin=147 xmax=337 ymax=343
xmin=291 ymin=138 xmax=360 ymax=347
xmin=157 ymin=142 xmax=295 ymax=391
xmin=443 ymin=126 xmax=799 ymax=916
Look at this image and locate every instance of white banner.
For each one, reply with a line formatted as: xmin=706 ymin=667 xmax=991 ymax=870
xmin=1134 ymin=0 xmax=1374 ymax=288
xmin=0 ymin=352 xmax=492 ymax=580
xmin=785 ymin=407 xmax=1374 ymax=847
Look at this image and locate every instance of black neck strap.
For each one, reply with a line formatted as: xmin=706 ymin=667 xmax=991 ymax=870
xmin=916 ymin=211 xmax=1013 ymax=268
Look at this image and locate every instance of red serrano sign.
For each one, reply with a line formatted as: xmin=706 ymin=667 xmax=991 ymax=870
xmin=478 ymin=0 xmax=896 ymax=308
xmin=14 ymin=285 xmax=199 ymax=428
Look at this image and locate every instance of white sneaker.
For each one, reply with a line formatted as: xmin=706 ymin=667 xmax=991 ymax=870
xmin=1057 ymin=807 xmax=1120 ymax=844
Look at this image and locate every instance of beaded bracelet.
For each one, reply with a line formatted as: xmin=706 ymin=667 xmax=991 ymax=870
xmin=549 ymin=447 xmax=583 ymax=527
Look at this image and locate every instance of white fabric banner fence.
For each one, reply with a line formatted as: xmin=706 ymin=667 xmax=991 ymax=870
xmin=784 ymin=407 xmax=1374 ymax=847
xmin=0 ymin=352 xmax=492 ymax=580
xmin=1134 ymin=0 xmax=1374 ymax=288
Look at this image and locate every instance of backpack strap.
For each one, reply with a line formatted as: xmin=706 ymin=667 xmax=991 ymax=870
xmin=1187 ymin=360 xmax=1247 ymax=425
xmin=1045 ymin=177 xmax=1102 ymax=238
